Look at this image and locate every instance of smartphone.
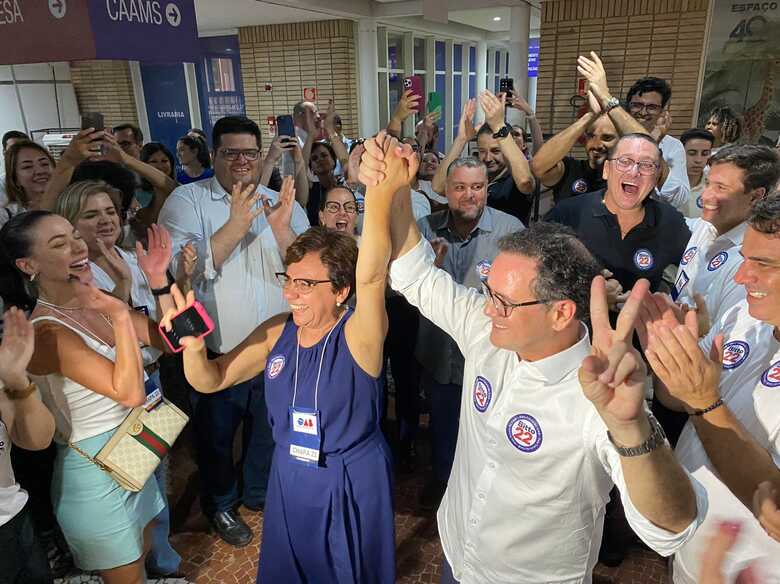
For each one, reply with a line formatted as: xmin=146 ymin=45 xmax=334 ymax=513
xmin=81 ymin=112 xmax=104 ymax=131
xmin=427 ymin=92 xmax=442 ymax=115
xmin=403 ymin=76 xmax=425 ymax=112
xmin=159 ymin=302 xmax=215 ymax=353
xmin=276 ymin=114 xmax=295 ymax=139
xmin=499 ymin=78 xmax=515 ymax=104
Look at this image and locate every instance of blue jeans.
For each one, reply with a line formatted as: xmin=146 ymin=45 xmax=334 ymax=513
xmin=189 ymin=373 xmax=273 ymax=515
xmin=440 ymin=555 xmax=459 ymax=583
xmin=424 ymin=374 xmax=462 ymax=482
xmin=145 ymin=459 xmax=181 ymax=575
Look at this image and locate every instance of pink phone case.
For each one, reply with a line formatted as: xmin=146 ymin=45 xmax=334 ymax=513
xmin=403 ymin=76 xmax=426 ymax=112
xmin=159 ymin=301 xmax=215 ymax=353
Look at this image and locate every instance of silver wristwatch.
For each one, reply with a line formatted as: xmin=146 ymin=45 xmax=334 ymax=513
xmin=603 ymin=96 xmax=621 ymax=113
xmin=607 ymin=415 xmax=667 ymax=457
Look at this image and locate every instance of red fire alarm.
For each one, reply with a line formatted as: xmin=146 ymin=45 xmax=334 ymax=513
xmin=265 ymin=83 xmax=273 ymax=91
xmin=303 ymin=87 xmax=317 ymax=101
xmin=577 ymin=78 xmax=587 ymax=97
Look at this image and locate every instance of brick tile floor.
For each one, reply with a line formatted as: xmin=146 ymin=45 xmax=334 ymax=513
xmin=60 ymin=418 xmax=669 ymax=584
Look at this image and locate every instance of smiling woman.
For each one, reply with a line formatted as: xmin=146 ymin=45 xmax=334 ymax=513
xmin=2 ymin=141 xmax=55 ymax=226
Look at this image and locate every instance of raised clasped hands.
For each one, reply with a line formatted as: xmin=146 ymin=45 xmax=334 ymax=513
xmin=577 ymin=51 xmax=612 ymax=107
xmin=358 ymin=130 xmax=419 ymax=194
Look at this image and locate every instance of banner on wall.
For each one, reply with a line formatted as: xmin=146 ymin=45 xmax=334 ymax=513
xmin=528 ymin=38 xmax=539 ymax=78
xmin=0 ymin=0 xmax=199 ymax=65
xmin=140 ymin=63 xmax=191 ymax=154
xmin=698 ymin=0 xmax=780 ymax=145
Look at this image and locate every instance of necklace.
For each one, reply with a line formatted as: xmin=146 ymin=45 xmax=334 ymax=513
xmin=37 ymin=298 xmax=83 ymax=311
xmin=36 ymin=298 xmax=113 ymax=347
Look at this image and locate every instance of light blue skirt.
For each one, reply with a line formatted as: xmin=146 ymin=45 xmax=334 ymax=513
xmin=51 ymin=427 xmax=165 ymax=571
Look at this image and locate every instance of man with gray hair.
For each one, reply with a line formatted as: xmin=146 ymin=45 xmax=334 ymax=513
xmin=416 ymin=156 xmax=524 ymax=509
xmin=359 ymin=131 xmax=705 ymax=583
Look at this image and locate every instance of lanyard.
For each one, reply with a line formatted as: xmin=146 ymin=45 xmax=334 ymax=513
xmin=291 ymin=309 xmax=347 ymax=412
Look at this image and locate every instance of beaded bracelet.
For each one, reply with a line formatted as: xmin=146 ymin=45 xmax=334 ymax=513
xmin=691 ymin=398 xmax=724 ymax=416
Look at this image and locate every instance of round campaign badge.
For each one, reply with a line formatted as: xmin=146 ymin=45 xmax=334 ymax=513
xmin=721 ymin=341 xmax=750 ymax=370
xmin=572 ymin=178 xmax=589 ymax=194
xmin=707 ymin=251 xmax=729 ymax=272
xmin=680 ymin=246 xmax=698 ymax=267
xmin=267 ymin=355 xmax=286 ymax=379
xmin=472 ymin=376 xmax=492 ymax=413
xmin=633 ymin=249 xmax=654 ymax=271
xmin=505 ymin=414 xmax=543 ymax=453
xmin=475 ymin=260 xmax=492 ymax=283
xmin=696 ymin=195 xmax=703 ymax=209
xmin=761 ymin=360 xmax=780 ymax=388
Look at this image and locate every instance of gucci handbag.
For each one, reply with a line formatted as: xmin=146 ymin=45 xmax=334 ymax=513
xmin=70 ymin=398 xmax=188 ymax=492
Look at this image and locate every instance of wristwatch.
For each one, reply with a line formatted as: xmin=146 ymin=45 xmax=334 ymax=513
xmin=492 ymin=125 xmax=512 ymax=140
xmin=603 ymin=96 xmax=621 ymax=114
xmin=608 ymin=415 xmax=668 ymax=457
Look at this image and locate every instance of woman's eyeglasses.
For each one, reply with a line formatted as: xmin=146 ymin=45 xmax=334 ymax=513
xmin=323 ymin=201 xmax=357 ymax=214
xmin=275 ymin=272 xmax=332 ymax=294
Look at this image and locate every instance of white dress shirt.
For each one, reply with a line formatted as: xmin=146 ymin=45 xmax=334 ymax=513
xmin=682 ymin=169 xmax=707 ymax=219
xmin=673 ymin=301 xmax=780 ymax=583
xmin=673 ymin=218 xmax=745 ymax=321
xmin=390 ymin=238 xmax=706 ymax=584
xmin=159 ymin=176 xmax=310 ymax=353
xmin=655 ymin=135 xmax=691 ymax=211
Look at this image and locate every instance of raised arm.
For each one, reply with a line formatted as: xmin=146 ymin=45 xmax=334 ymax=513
xmin=30 ymin=283 xmax=145 ymax=408
xmin=431 ymin=99 xmax=476 ymax=195
xmin=103 ymin=134 xmax=177 ymax=195
xmin=161 ymin=287 xmax=286 ymax=393
xmin=41 ymin=129 xmax=105 ymax=210
xmin=0 ymin=308 xmax=55 ymax=451
xmin=323 ymin=100 xmax=350 ymax=170
xmin=509 ymin=94 xmax=545 ymax=155
xmin=481 ymin=90 xmax=535 ymax=194
xmin=531 ymin=113 xmax=596 ymax=187
xmin=386 ymin=90 xmax=420 ymax=139
xmin=582 ymin=276 xmax=698 ymax=533
xmin=346 ymin=133 xmax=417 ymax=376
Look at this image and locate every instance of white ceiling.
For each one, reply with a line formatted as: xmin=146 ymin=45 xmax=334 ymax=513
xmin=195 ymin=0 xmax=540 ymax=35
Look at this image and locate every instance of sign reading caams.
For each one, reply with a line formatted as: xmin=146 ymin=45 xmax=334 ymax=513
xmin=0 ymin=0 xmax=199 ymax=65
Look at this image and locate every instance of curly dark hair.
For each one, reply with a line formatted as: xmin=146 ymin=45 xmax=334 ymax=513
xmin=707 ymin=106 xmax=742 ymax=145
xmin=497 ymin=222 xmax=601 ymax=321
xmin=284 ymin=226 xmax=358 ymax=300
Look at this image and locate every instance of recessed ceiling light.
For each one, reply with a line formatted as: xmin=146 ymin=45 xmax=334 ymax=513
xmin=493 ymin=16 xmax=502 ymax=21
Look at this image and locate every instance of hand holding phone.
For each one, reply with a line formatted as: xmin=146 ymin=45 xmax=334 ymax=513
xmin=499 ymin=78 xmax=515 ymax=105
xmin=403 ymin=76 xmax=425 ymax=113
xmin=276 ymin=114 xmax=296 ymax=139
xmin=158 ymin=291 xmax=214 ymax=353
xmin=81 ymin=112 xmax=105 ymax=131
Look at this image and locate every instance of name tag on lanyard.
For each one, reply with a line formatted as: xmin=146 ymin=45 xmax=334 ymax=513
xmin=143 ymin=377 xmax=163 ymax=411
xmin=289 ymin=406 xmax=321 ymax=466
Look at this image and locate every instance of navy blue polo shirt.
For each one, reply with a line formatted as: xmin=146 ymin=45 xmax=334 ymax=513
xmin=545 ymin=189 xmax=690 ymax=292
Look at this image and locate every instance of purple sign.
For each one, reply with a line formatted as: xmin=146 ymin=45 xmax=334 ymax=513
xmin=87 ymin=0 xmax=200 ymax=62
xmin=528 ymin=38 xmax=539 ymax=78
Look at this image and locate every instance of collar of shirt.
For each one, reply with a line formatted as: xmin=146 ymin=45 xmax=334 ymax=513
xmin=592 ymin=192 xmax=658 ymax=229
xmin=719 ymin=221 xmax=747 ymax=248
xmin=488 ymin=167 xmax=510 ymax=188
xmin=429 ymin=208 xmax=494 ymax=241
xmin=516 ymin=322 xmax=591 ymax=384
xmin=206 ymin=175 xmax=275 ymax=203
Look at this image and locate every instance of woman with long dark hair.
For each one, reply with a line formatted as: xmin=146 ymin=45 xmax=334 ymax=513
xmin=0 ymin=210 xmax=173 ymax=584
xmin=176 ymin=135 xmax=213 ymax=185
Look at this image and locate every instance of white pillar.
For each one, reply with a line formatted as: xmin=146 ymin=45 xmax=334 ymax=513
xmin=183 ymin=63 xmax=202 ymax=131
xmin=129 ymin=61 xmax=151 ymax=142
xmin=356 ymin=18 xmax=381 ymax=137
xmin=508 ymin=4 xmax=531 ymax=125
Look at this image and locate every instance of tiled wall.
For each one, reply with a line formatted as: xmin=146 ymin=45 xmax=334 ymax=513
xmin=70 ymin=60 xmax=139 ymax=128
xmin=537 ymin=0 xmax=710 ymax=137
xmin=239 ymin=19 xmax=360 ymax=149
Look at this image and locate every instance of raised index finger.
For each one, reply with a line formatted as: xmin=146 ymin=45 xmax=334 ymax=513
xmin=615 ymin=278 xmax=649 ymax=341
xmin=589 ymin=275 xmax=610 ymax=333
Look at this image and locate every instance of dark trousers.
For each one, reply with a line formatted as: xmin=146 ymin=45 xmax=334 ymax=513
xmin=440 ymin=555 xmax=459 ymax=584
xmin=189 ymin=372 xmax=273 ymax=516
xmin=425 ymin=375 xmax=462 ymax=482
xmin=0 ymin=503 xmax=52 ymax=584
xmin=385 ymin=295 xmax=421 ymax=442
xmin=10 ymin=444 xmax=56 ymax=534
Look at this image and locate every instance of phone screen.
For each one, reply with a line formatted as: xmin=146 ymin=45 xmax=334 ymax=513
xmin=81 ymin=112 xmax=104 ymax=131
xmin=161 ymin=305 xmax=212 ymax=352
xmin=276 ymin=115 xmax=295 ymax=138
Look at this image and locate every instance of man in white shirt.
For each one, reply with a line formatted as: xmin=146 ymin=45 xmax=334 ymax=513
xmin=673 ymin=144 xmax=780 ymax=323
xmin=359 ymin=132 xmax=705 ymax=583
xmin=159 ymin=116 xmax=309 ymax=547
xmin=680 ymin=128 xmax=714 ymax=219
xmin=645 ymin=194 xmax=780 ymax=583
xmin=625 ymin=77 xmax=690 ymax=211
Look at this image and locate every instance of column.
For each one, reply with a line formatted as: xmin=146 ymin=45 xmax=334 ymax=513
xmin=507 ymin=3 xmax=531 ymax=125
xmin=475 ymin=40 xmax=487 ymax=125
xmin=356 ymin=18 xmax=380 ymax=137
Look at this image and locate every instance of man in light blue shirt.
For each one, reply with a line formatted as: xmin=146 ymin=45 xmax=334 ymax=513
xmin=159 ymin=116 xmax=309 ymax=547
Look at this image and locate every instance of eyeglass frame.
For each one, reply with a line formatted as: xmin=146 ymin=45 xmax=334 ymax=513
xmin=275 ymin=272 xmax=332 ymax=293
xmin=627 ymin=101 xmax=663 ymax=115
xmin=323 ymin=201 xmax=358 ymax=214
xmin=481 ymin=281 xmax=546 ymax=317
xmin=609 ymin=156 xmax=660 ymax=176
xmin=218 ymin=148 xmax=261 ymax=161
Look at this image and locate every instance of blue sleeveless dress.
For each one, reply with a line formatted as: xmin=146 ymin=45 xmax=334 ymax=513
xmin=258 ymin=309 xmax=395 ymax=583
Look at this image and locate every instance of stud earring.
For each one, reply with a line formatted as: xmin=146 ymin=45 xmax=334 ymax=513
xmin=336 ymin=301 xmax=342 ymax=307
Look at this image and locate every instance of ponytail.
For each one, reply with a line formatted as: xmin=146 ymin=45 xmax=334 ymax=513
xmin=0 ymin=210 xmax=53 ymax=311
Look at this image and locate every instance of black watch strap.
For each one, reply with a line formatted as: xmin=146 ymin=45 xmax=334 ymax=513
xmin=492 ymin=125 xmax=511 ymax=140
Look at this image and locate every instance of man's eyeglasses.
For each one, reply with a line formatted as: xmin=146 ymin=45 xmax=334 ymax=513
xmin=481 ymin=282 xmax=545 ymax=317
xmin=323 ymin=201 xmax=357 ymax=214
xmin=610 ymin=156 xmax=659 ymax=176
xmin=628 ymin=102 xmax=662 ymax=115
xmin=276 ymin=272 xmax=332 ymax=294
xmin=219 ymin=148 xmax=261 ymax=161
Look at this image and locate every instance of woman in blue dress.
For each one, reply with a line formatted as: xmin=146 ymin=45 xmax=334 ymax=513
xmin=166 ymin=137 xmax=407 ymax=582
